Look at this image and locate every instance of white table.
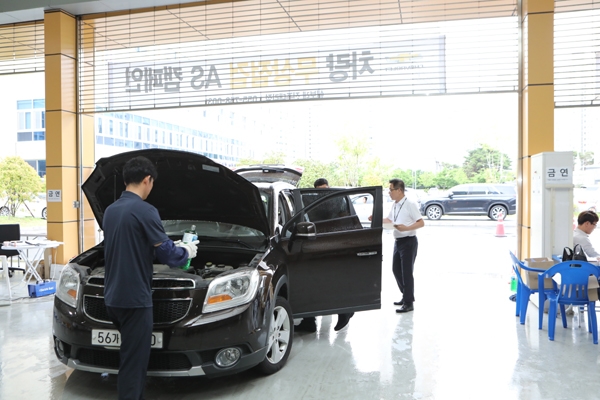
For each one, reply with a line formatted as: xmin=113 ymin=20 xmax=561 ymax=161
xmin=1 ymin=240 xmax=63 ymax=288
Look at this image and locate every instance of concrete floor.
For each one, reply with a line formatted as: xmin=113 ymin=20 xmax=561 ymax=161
xmin=2 ymin=220 xmax=600 ymax=399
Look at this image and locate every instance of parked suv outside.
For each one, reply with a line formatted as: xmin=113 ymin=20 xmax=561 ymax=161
xmin=419 ymin=183 xmax=516 ymax=221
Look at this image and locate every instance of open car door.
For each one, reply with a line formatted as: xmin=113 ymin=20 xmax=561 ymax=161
xmin=279 ymin=186 xmax=383 ymax=317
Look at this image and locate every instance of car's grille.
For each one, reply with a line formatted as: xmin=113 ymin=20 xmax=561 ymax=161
xmin=84 ymin=296 xmax=192 ymax=325
xmin=78 ymin=349 xmax=192 ymax=371
xmin=87 ymin=277 xmax=195 ymax=290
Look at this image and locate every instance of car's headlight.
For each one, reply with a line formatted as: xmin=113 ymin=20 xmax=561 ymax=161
xmin=56 ymin=265 xmax=80 ymax=308
xmin=203 ymin=268 xmax=260 ymax=313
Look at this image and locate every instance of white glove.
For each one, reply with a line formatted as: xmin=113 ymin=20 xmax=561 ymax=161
xmin=174 ymin=240 xmax=199 ymax=259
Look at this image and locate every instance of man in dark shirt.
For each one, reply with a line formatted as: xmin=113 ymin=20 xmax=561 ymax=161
xmin=103 ymin=156 xmax=198 ymax=400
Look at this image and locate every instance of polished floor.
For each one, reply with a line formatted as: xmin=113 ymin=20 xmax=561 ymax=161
xmin=2 ymin=221 xmax=600 ymax=400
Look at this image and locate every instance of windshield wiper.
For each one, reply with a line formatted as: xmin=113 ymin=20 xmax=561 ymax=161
xmin=195 ymin=236 xmax=257 ymax=250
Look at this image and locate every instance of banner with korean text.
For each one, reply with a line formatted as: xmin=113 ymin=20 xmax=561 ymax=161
xmin=103 ymin=34 xmax=446 ymax=110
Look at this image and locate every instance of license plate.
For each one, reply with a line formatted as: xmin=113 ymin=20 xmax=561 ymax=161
xmin=91 ymin=329 xmax=163 ymax=349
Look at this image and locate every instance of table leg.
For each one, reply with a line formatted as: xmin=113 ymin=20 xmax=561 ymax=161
xmin=1 ymin=256 xmax=10 ymax=301
xmin=20 ymin=248 xmax=45 ymax=283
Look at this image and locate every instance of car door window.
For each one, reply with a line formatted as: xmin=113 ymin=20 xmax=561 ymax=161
xmin=280 ymin=186 xmax=383 ymax=317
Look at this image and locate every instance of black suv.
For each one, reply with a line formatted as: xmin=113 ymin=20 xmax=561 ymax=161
xmin=419 ymin=183 xmax=516 ymax=220
xmin=53 ymin=150 xmax=383 ymax=378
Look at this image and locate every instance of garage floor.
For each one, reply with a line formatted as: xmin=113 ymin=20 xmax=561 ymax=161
xmin=2 ymin=220 xmax=600 ymax=399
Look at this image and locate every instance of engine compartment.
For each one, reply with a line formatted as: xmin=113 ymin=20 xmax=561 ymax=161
xmin=76 ymin=243 xmax=261 ymax=282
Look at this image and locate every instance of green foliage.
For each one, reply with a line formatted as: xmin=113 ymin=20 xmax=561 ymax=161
xmin=234 ymin=143 xmax=516 ymax=192
xmin=463 ymin=144 xmax=512 ymax=182
xmin=417 ymin=171 xmax=436 ymax=188
xmin=237 ymin=151 xmax=287 ymax=167
xmin=433 ymin=168 xmax=468 ymax=189
xmin=0 ymin=156 xmax=44 ymax=217
xmin=295 ymin=159 xmax=336 ymax=188
xmin=335 ymin=134 xmax=369 ymax=187
xmin=578 ymin=151 xmax=594 ymax=168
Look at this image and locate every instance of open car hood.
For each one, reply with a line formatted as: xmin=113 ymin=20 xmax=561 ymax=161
xmin=234 ymin=165 xmax=303 ymax=187
xmin=82 ymin=149 xmax=270 ymax=237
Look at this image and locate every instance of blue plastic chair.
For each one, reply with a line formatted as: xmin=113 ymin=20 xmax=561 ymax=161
xmin=509 ymin=251 xmax=557 ymax=326
xmin=539 ymin=261 xmax=600 ymax=344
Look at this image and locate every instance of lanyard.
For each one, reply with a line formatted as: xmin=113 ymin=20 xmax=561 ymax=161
xmin=394 ymin=198 xmax=407 ymax=221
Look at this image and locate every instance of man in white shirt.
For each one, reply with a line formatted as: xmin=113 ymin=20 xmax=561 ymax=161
xmin=382 ymin=178 xmax=425 ymax=313
xmin=573 ymin=210 xmax=600 ymax=262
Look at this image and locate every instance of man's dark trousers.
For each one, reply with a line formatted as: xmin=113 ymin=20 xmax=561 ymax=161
xmin=106 ymin=306 xmax=153 ymax=400
xmin=392 ymin=236 xmax=418 ymax=304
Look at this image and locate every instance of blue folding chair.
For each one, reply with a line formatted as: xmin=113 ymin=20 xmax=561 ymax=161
xmin=509 ymin=251 xmax=557 ymax=326
xmin=539 ymin=261 xmax=600 ymax=344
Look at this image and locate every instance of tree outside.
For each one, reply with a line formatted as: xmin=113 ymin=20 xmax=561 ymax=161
xmin=0 ymin=156 xmax=44 ymax=217
xmin=234 ymin=143 xmax=515 ymax=192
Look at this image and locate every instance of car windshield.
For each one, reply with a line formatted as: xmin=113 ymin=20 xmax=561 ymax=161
xmin=162 ymin=220 xmax=267 ymax=249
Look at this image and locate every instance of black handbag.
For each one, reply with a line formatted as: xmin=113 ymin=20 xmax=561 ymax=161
xmin=563 ymin=246 xmax=573 ymax=261
xmin=573 ymin=244 xmax=588 ymax=261
xmin=563 ymin=245 xmax=587 ymax=261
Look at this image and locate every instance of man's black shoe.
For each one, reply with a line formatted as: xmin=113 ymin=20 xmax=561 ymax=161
xmin=295 ymin=317 xmax=317 ymax=333
xmin=334 ymin=312 xmax=354 ymax=331
xmin=393 ymin=300 xmax=404 ymax=306
xmin=396 ymin=304 xmax=414 ymax=313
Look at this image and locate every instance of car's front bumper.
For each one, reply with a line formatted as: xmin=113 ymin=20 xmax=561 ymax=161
xmin=52 ymin=295 xmax=271 ymax=377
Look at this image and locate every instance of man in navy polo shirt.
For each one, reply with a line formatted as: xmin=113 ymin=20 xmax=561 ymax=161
xmin=103 ymin=156 xmax=198 ymax=400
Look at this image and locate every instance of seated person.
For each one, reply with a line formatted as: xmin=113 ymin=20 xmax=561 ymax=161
xmin=573 ymin=210 xmax=600 ymax=262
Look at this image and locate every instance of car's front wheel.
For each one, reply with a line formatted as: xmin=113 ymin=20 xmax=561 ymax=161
xmin=425 ymin=205 xmax=443 ymax=220
xmin=0 ymin=206 xmax=9 ymax=216
xmin=41 ymin=207 xmax=47 ymax=219
xmin=489 ymin=205 xmax=508 ymax=221
xmin=256 ymin=296 xmax=293 ymax=375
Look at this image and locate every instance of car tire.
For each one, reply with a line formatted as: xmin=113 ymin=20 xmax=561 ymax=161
xmin=256 ymin=296 xmax=293 ymax=375
xmin=0 ymin=206 xmax=9 ymax=216
xmin=41 ymin=207 xmax=47 ymax=219
xmin=425 ymin=205 xmax=443 ymax=220
xmin=489 ymin=205 xmax=508 ymax=221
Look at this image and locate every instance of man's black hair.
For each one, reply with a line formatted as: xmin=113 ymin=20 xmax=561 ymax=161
xmin=578 ymin=210 xmax=599 ymax=226
xmin=389 ymin=178 xmax=405 ymax=192
xmin=314 ymin=178 xmax=329 ymax=188
xmin=123 ymin=156 xmax=158 ymax=186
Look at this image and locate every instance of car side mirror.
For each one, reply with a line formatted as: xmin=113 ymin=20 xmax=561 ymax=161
xmin=288 ymin=221 xmax=316 ymax=253
xmin=448 ymin=193 xmax=454 ymax=198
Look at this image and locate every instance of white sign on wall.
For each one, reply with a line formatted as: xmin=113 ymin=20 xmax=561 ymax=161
xmin=47 ymin=190 xmax=62 ymax=202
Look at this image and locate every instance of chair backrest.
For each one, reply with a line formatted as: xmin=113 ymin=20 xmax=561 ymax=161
xmin=541 ymin=261 xmax=600 ymax=305
xmin=0 ymin=224 xmax=20 ymax=257
xmin=510 ymin=251 xmax=525 ymax=285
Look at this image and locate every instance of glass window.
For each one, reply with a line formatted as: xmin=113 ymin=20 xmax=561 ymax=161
xmin=33 ymin=99 xmax=45 ymax=109
xmin=17 ymin=132 xmax=32 ymax=141
xmin=17 ymin=100 xmax=32 ymax=109
xmin=25 ymin=112 xmax=31 ymax=129
xmin=37 ymin=160 xmax=46 ymax=177
xmin=98 ymin=118 xmax=103 ymax=133
xmin=41 ymin=111 xmax=45 ymax=129
xmin=34 ymin=131 xmax=45 ymax=141
xmin=109 ymin=120 xmax=113 ymax=135
xmin=138 ymin=126 xmax=142 ymax=140
xmin=119 ymin=122 xmax=123 ymax=137
xmin=104 ymin=137 xmax=114 ymax=146
xmin=96 ymin=136 xmax=103 ymax=144
xmin=25 ymin=160 xmax=36 ymax=169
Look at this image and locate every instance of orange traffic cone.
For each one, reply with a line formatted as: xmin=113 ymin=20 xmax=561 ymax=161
xmin=495 ymin=213 xmax=506 ymax=237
